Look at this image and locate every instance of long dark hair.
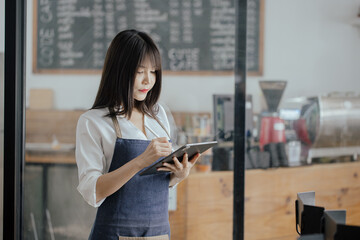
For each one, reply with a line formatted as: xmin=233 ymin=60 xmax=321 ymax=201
xmin=92 ymin=29 xmax=162 ymax=119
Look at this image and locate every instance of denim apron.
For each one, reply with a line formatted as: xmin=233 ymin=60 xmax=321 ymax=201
xmin=89 ymin=115 xmax=171 ymax=240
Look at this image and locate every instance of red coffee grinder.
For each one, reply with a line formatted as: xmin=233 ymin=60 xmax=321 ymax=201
xmin=258 ymin=81 xmax=287 ymax=166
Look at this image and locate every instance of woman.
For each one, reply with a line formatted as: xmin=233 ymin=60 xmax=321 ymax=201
xmin=76 ymin=29 xmax=200 ymax=239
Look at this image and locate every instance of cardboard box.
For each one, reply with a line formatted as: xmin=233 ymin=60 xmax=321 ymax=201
xmin=29 ymin=89 xmax=54 ymax=110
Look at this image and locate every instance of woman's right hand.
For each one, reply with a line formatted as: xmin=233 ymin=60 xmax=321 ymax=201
xmin=138 ymin=137 xmax=172 ymax=168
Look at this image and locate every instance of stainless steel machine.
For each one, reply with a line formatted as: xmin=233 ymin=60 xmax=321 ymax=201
xmin=293 ymin=92 xmax=360 ymax=163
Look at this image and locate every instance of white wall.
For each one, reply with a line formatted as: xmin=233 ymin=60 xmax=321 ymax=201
xmin=249 ymin=0 xmax=360 ymax=112
xmin=25 ymin=0 xmax=360 ymax=113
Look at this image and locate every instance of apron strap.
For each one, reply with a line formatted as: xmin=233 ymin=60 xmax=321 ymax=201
xmin=111 ymin=115 xmax=122 ymax=139
xmin=153 ymin=116 xmax=171 ymax=139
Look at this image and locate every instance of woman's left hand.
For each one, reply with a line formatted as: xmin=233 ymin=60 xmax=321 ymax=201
xmin=157 ymin=153 xmax=201 ymax=183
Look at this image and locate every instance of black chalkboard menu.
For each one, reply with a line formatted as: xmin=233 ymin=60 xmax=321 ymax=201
xmin=33 ymin=0 xmax=263 ymax=75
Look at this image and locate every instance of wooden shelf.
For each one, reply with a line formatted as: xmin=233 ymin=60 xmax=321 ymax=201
xmin=25 ymin=152 xmax=76 ymax=164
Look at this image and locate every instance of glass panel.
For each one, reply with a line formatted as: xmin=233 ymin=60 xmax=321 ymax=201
xmin=245 ymin=0 xmax=360 ymax=239
xmin=0 ymin=0 xmax=5 ymax=236
xmin=24 ymin=0 xmax=238 ymax=239
xmin=24 ymin=1 xmax=97 ymax=238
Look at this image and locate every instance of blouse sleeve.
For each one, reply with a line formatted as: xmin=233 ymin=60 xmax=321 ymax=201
xmin=75 ymin=115 xmax=107 ymax=207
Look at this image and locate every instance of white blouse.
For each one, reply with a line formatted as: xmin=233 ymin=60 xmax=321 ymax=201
xmin=75 ymin=105 xmax=171 ymax=208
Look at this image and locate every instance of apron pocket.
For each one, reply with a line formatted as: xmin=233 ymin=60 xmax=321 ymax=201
xmin=118 ymin=235 xmax=169 ymax=240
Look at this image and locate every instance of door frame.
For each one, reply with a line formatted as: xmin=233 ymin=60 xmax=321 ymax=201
xmin=3 ymin=0 xmax=26 ymax=239
xmin=234 ymin=0 xmax=247 ymax=239
xmin=2 ymin=0 xmax=247 ymax=239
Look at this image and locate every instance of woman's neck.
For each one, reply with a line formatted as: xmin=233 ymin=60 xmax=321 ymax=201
xmin=129 ymin=109 xmax=146 ymax=136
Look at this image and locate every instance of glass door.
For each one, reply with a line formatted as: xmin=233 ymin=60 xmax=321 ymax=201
xmin=4 ymin=0 xmax=248 ymax=239
xmin=244 ymin=0 xmax=360 ymax=239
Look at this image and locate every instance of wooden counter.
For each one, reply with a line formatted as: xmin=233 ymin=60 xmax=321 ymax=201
xmin=169 ymin=161 xmax=360 ymax=240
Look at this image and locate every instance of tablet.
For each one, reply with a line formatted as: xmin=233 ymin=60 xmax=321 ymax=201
xmin=139 ymin=141 xmax=218 ymax=176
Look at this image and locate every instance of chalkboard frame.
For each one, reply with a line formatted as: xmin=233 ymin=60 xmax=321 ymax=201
xmin=32 ymin=0 xmax=264 ymax=76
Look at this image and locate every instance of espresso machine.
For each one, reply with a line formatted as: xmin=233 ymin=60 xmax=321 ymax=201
xmin=258 ymin=80 xmax=287 ymax=167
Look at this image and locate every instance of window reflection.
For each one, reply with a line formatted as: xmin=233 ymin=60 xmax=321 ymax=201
xmin=25 ymin=0 xmax=236 ymax=239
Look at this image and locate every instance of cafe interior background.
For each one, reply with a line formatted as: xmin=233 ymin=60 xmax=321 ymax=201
xmin=1 ymin=0 xmax=360 ymax=239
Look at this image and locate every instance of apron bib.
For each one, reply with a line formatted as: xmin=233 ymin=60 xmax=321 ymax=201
xmin=89 ymin=114 xmax=171 ymax=239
